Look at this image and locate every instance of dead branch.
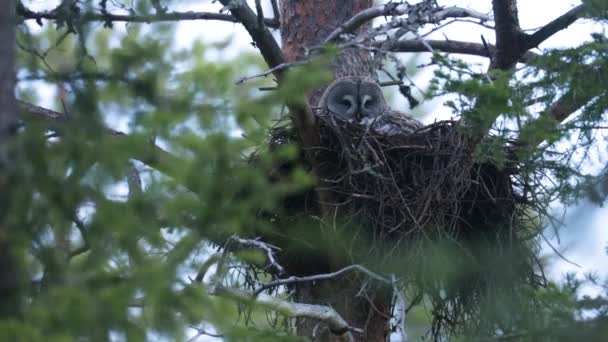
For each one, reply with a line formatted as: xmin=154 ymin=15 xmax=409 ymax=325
xmin=17 ymin=4 xmax=280 ymax=28
xmin=385 ymin=39 xmax=540 ymax=63
xmin=211 ymin=284 xmax=361 ymax=340
xmin=228 ymin=236 xmax=286 ymax=276
xmin=255 ymin=264 xmax=391 ymax=295
xmin=236 ymin=60 xmax=309 ymax=84
xmin=324 ymin=2 xmax=490 ymax=44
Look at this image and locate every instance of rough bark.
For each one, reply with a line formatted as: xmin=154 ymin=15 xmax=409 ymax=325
xmin=0 ymin=0 xmax=21 ymax=320
xmin=280 ymin=1 xmax=392 ymax=341
xmin=280 ymin=0 xmax=377 ymax=105
xmin=490 ymin=0 xmax=527 ymax=70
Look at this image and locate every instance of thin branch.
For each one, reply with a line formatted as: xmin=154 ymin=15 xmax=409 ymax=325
xmin=270 ymin=0 xmax=280 ymax=22
xmin=385 ymin=39 xmax=540 ymax=63
xmin=17 ymin=5 xmax=280 ymax=28
xmin=187 ymin=326 xmax=223 ymax=341
xmin=255 ymin=264 xmax=390 ymax=296
xmin=17 ymin=100 xmax=188 ymax=191
xmin=68 ymin=218 xmax=89 ymax=259
xmin=236 ymin=60 xmax=309 ymax=84
xmin=254 ymin=0 xmax=265 ymax=29
xmin=526 ymin=4 xmax=586 ymax=49
xmin=228 ymin=236 xmax=285 ymax=276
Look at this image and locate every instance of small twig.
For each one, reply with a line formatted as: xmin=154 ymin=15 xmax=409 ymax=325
xmin=236 ymin=60 xmax=309 ymax=84
xmin=68 ymin=218 xmax=89 ymax=259
xmin=187 ymin=325 xmax=223 ymax=341
xmin=255 ymin=264 xmax=390 ymax=296
xmin=229 ymin=235 xmax=286 ymax=276
xmin=259 ymin=80 xmax=403 ymax=91
xmin=539 ymin=232 xmax=582 ymax=269
xmin=17 ymin=5 xmax=281 ymax=28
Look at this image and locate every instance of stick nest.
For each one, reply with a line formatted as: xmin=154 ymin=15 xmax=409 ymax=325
xmin=271 ymin=113 xmax=536 ymax=243
xmin=264 ymin=112 xmax=547 ymax=338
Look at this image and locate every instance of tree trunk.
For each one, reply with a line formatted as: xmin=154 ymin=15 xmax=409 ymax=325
xmin=280 ymin=1 xmax=393 ymax=340
xmin=280 ymin=0 xmax=377 ymax=105
xmin=0 ymin=0 xmax=21 ymax=320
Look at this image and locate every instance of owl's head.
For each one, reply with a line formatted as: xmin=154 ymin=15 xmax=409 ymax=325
xmin=319 ymin=77 xmax=386 ymax=122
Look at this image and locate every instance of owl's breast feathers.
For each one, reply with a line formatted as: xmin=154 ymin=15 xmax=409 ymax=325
xmin=370 ymin=111 xmax=423 ymax=136
xmin=314 ymin=108 xmax=423 ymax=136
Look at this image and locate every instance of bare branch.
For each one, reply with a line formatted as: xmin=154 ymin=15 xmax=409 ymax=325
xmin=236 ymin=60 xmax=309 ymax=84
xmin=212 ymin=284 xmax=361 ymax=339
xmin=255 ymin=264 xmax=390 ymax=295
xmin=270 ymin=0 xmax=280 ymax=21
xmin=526 ymin=5 xmax=586 ymax=49
xmin=17 ymin=5 xmax=280 ymax=28
xmin=385 ymin=39 xmax=540 ymax=63
xmin=324 ymin=2 xmax=490 ymax=43
xmin=228 ymin=236 xmax=285 ymax=276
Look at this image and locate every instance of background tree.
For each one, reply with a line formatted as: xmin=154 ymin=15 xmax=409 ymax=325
xmin=2 ymin=0 xmax=608 ymax=341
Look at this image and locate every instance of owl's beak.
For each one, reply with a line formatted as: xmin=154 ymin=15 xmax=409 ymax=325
xmin=354 ymin=108 xmax=363 ymax=121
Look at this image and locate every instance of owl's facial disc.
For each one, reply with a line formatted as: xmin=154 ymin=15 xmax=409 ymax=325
xmin=325 ymin=80 xmax=358 ymax=120
xmin=359 ymin=82 xmax=386 ymax=118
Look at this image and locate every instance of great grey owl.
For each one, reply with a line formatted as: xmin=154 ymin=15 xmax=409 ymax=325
xmin=317 ymin=77 xmax=423 ymax=136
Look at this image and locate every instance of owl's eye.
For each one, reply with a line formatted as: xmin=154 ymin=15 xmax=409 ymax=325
xmin=361 ymin=95 xmax=375 ymax=109
xmin=340 ymin=95 xmax=355 ymax=108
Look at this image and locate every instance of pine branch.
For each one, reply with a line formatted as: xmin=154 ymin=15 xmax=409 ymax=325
xmin=17 ymin=4 xmax=280 ymax=28
xmin=386 ymin=39 xmax=540 ymax=63
xmin=525 ymin=5 xmax=586 ymax=49
xmin=17 ymin=100 xmax=187 ymax=192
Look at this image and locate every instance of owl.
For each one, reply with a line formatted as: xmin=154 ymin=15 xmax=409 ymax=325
xmin=317 ymin=77 xmax=423 ymax=136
